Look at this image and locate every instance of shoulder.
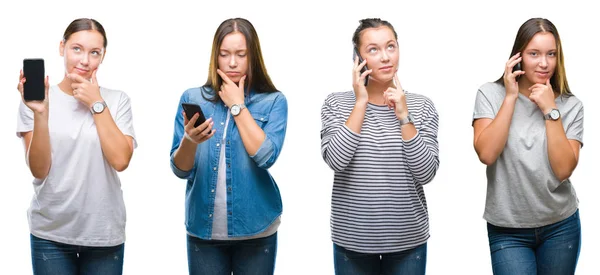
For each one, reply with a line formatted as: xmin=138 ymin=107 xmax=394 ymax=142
xmin=323 ymin=91 xmax=355 ymax=106
xmin=252 ymin=90 xmax=286 ymax=103
xmin=558 ymin=94 xmax=583 ymax=112
xmin=478 ymin=81 xmax=505 ymax=96
xmin=100 ymin=86 xmax=130 ymax=101
xmin=180 ymin=86 xmax=213 ymax=104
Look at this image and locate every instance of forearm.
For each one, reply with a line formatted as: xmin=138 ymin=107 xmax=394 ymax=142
xmin=233 ymin=109 xmax=266 ymax=156
xmin=28 ymin=113 xmax=52 ymax=179
xmin=546 ymin=119 xmax=578 ymax=182
xmin=345 ymin=100 xmax=367 ymax=134
xmin=475 ymin=97 xmax=516 ymax=165
xmin=93 ymin=110 xmax=133 ymax=171
xmin=172 ymin=137 xmax=198 ymax=172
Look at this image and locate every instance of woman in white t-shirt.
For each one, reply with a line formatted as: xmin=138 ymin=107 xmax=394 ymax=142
xmin=16 ymin=18 xmax=137 ymax=275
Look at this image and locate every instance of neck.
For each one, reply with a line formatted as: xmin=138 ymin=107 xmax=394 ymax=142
xmin=58 ymin=75 xmax=75 ymax=96
xmin=366 ymin=78 xmax=394 ymax=105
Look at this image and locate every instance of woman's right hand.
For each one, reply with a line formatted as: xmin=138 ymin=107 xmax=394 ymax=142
xmin=183 ymin=112 xmax=215 ymax=144
xmin=503 ymin=53 xmax=525 ymax=99
xmin=353 ymin=56 xmax=371 ymax=103
xmin=17 ymin=70 xmax=49 ymax=114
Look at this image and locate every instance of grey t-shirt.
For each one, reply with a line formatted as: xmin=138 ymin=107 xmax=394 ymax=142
xmin=473 ymin=82 xmax=583 ymax=228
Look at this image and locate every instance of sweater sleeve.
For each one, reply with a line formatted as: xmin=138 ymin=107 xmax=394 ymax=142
xmin=320 ymin=93 xmax=361 ymax=172
xmin=403 ymin=96 xmax=440 ymax=185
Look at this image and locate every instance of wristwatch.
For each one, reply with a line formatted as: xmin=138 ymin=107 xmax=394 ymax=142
xmin=399 ymin=113 xmax=414 ymax=126
xmin=231 ymin=103 xmax=246 ymax=116
xmin=544 ymin=108 xmax=560 ymax=121
xmin=91 ymin=101 xmax=107 ymax=115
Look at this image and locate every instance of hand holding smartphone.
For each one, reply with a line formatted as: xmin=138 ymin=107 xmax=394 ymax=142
xmin=23 ymin=59 xmax=46 ymax=101
xmin=181 ymin=103 xmax=207 ymax=128
xmin=512 ymin=61 xmax=522 ymax=81
xmin=353 ymin=47 xmax=369 ymax=86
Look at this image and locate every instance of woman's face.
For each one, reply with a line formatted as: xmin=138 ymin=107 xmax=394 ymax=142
xmin=60 ymin=30 xmax=105 ymax=80
xmin=358 ymin=26 xmax=399 ymax=84
xmin=218 ymin=32 xmax=248 ymax=83
xmin=521 ymin=32 xmax=557 ymax=85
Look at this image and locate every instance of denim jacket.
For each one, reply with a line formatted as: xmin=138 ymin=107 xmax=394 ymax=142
xmin=170 ymin=86 xmax=287 ymax=239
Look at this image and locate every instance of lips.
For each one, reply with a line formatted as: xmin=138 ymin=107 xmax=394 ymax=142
xmin=226 ymin=71 xmax=240 ymax=76
xmin=74 ymin=68 xmax=89 ymax=74
xmin=380 ymin=66 xmax=393 ymax=71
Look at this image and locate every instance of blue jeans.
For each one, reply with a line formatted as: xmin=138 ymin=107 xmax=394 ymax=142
xmin=487 ymin=209 xmax=581 ymax=275
xmin=187 ymin=232 xmax=277 ymax=275
xmin=333 ymin=242 xmax=427 ymax=275
xmin=30 ymin=234 xmax=124 ymax=275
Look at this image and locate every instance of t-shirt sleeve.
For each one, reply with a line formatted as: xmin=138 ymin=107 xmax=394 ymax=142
xmin=115 ymin=92 xmax=138 ymax=149
xmin=565 ymin=101 xmax=584 ymax=147
xmin=473 ymin=87 xmax=496 ymax=123
xmin=16 ymin=100 xmax=34 ymax=138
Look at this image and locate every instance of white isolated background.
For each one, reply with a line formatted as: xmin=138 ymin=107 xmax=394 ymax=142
xmin=0 ymin=0 xmax=598 ymax=274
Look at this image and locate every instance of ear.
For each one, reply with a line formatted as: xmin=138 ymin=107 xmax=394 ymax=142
xmin=59 ymin=40 xmax=65 ymax=57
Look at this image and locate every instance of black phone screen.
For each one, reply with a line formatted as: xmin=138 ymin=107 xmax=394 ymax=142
xmin=353 ymin=48 xmax=369 ymax=86
xmin=23 ymin=59 xmax=45 ymax=101
xmin=182 ymin=103 xmax=207 ymax=128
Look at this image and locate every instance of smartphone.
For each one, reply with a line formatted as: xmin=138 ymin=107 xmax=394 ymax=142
xmin=23 ymin=59 xmax=45 ymax=101
xmin=181 ymin=103 xmax=207 ymax=128
xmin=353 ymin=47 xmax=369 ymax=86
xmin=512 ymin=62 xmax=522 ymax=81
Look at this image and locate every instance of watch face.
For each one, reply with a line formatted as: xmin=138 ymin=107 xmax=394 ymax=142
xmin=93 ymin=102 xmax=104 ymax=113
xmin=551 ymin=109 xmax=560 ymax=120
xmin=231 ymin=105 xmax=240 ymax=115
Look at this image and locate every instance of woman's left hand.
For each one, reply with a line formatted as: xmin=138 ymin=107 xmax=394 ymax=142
xmin=69 ymin=69 xmax=103 ymax=108
xmin=217 ymin=69 xmax=246 ymax=108
xmin=529 ymin=79 xmax=557 ymax=114
xmin=383 ymin=74 xmax=409 ymax=119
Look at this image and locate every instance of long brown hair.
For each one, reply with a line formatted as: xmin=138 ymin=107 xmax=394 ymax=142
xmin=204 ymin=18 xmax=277 ymax=102
xmin=496 ymin=18 xmax=572 ymax=96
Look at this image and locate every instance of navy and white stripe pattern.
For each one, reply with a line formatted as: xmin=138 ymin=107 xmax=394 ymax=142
xmin=321 ymin=90 xmax=439 ymax=253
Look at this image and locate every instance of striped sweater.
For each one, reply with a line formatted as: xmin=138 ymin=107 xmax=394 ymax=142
xmin=320 ymin=90 xmax=440 ymax=253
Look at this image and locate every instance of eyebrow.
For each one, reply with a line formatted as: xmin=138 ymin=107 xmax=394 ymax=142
xmin=365 ymin=40 xmax=397 ymax=47
xmin=70 ymin=43 xmax=102 ymax=51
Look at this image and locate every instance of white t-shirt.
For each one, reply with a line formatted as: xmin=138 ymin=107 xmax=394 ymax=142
xmin=16 ymin=85 xmax=137 ymax=247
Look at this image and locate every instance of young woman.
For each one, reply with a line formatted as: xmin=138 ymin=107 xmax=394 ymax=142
xmin=169 ymin=18 xmax=287 ymax=275
xmin=320 ymin=18 xmax=440 ymax=275
xmin=472 ymin=18 xmax=583 ymax=274
xmin=16 ymin=18 xmax=137 ymax=275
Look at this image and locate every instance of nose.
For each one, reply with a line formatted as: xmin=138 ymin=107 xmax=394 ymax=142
xmin=80 ymin=54 xmax=89 ymax=66
xmin=229 ymin=56 xmax=237 ymax=68
xmin=539 ymin=56 xmax=548 ymax=68
xmin=381 ymin=51 xmax=390 ymax=63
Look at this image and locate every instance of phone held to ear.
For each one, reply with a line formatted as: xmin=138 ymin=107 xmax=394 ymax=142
xmin=23 ymin=59 xmax=45 ymax=101
xmin=353 ymin=48 xmax=369 ymax=86
xmin=512 ymin=62 xmax=522 ymax=81
xmin=181 ymin=103 xmax=207 ymax=128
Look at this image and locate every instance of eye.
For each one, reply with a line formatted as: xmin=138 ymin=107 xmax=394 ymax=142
xmin=219 ymin=52 xmax=228 ymax=57
xmin=548 ymin=52 xmax=556 ymax=57
xmin=91 ymin=50 xmax=100 ymax=55
xmin=73 ymin=47 xmax=81 ymax=52
xmin=238 ymin=53 xmax=247 ymax=57
xmin=387 ymin=44 xmax=396 ymax=50
xmin=368 ymin=48 xmax=377 ymax=53
xmin=529 ymin=52 xmax=537 ymax=56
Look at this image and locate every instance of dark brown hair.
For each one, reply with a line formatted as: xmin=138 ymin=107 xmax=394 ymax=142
xmin=352 ymin=18 xmax=398 ymax=49
xmin=204 ymin=18 xmax=277 ymax=102
xmin=63 ymin=18 xmax=107 ymax=48
xmin=496 ymin=18 xmax=572 ymax=96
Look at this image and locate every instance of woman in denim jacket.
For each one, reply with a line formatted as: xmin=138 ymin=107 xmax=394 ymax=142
xmin=169 ymin=18 xmax=287 ymax=275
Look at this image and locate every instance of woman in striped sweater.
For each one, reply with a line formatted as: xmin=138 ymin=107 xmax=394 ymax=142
xmin=320 ymin=18 xmax=440 ymax=275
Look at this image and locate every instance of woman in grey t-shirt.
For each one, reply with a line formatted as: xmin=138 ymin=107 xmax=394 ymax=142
xmin=472 ymin=18 xmax=583 ymax=274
